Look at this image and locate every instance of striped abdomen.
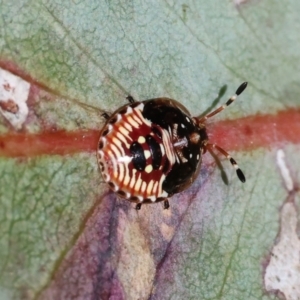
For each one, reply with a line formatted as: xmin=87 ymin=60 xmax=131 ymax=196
xmin=97 ymin=102 xmax=175 ymax=203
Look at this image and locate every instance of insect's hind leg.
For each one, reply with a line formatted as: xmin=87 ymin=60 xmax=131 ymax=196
xmin=206 ymin=143 xmax=246 ymax=183
xmin=135 ymin=203 xmax=142 ymax=210
xmin=164 ymin=199 xmax=170 ymax=209
xmin=126 ymin=95 xmax=135 ymax=103
xmin=101 ymin=112 xmax=110 ymax=120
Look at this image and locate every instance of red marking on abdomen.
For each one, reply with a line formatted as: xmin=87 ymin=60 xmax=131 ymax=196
xmin=0 ymin=109 xmax=299 ymax=158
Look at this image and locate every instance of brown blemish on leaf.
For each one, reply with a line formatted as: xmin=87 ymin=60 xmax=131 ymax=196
xmin=0 ymin=99 xmax=19 ymax=114
xmin=3 ymin=82 xmax=13 ymax=92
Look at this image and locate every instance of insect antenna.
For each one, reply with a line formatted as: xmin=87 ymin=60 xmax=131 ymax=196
xmin=198 ymin=82 xmax=247 ymax=123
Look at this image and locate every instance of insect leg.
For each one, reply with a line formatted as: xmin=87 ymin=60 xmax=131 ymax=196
xmin=126 ymin=95 xmax=135 ymax=103
xmin=102 ymin=112 xmax=110 ymax=120
xmin=164 ymin=199 xmax=170 ymax=209
xmin=206 ymin=143 xmax=246 ymax=183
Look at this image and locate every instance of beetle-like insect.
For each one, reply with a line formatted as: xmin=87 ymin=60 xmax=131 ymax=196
xmin=97 ymin=82 xmax=247 ymax=210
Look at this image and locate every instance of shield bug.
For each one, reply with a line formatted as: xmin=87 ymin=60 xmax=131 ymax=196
xmin=97 ymin=82 xmax=247 ymax=210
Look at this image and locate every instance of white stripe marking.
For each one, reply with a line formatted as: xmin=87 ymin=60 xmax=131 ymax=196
xmin=134 ymin=174 xmax=143 ymax=192
xmin=116 ymin=131 xmax=131 ymax=148
xmin=147 ymin=180 xmax=154 ymax=195
xmin=129 ymin=169 xmax=137 ymax=189
xmin=127 ymin=116 xmax=139 ymax=128
xmin=124 ymin=122 xmax=132 ymax=132
xmin=141 ymin=181 xmax=147 ymax=193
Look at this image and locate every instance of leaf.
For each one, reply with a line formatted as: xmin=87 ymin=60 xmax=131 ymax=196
xmin=1 ymin=0 xmax=300 ymax=299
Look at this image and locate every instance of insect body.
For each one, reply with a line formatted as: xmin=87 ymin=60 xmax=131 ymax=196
xmin=97 ymin=82 xmax=247 ymax=209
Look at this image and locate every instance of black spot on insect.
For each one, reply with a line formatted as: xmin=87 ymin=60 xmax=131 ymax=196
xmin=119 ymin=107 xmax=128 ymax=115
xmin=130 ymin=196 xmax=141 ymax=203
xmin=109 ymin=116 xmax=118 ymax=124
xmin=99 ymin=140 xmax=104 ymax=149
xmin=130 ymin=142 xmax=146 ymax=171
xmin=108 ymin=182 xmax=115 ymax=190
xmin=99 ymin=162 xmax=104 ymax=172
xmin=102 ymin=128 xmax=109 ymax=137
xmin=117 ymin=190 xmax=127 ymax=197
xmin=146 ymin=135 xmax=162 ymax=170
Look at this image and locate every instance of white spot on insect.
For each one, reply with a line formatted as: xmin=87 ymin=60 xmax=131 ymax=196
xmin=144 ymin=150 xmax=151 ymax=159
xmin=118 ymin=155 xmax=132 ymax=164
xmin=276 ymin=149 xmax=293 ymax=192
xmin=160 ymin=191 xmax=168 ymax=198
xmin=135 ymin=103 xmax=144 ymax=111
xmin=149 ymin=195 xmax=156 ymax=202
xmin=196 ymin=154 xmax=200 ymax=160
xmin=126 ymin=106 xmax=133 ymax=114
xmin=189 ymin=153 xmax=192 ymax=158
xmin=138 ymin=136 xmax=146 ymax=144
xmin=181 ymin=123 xmax=185 ymax=128
xmin=116 ymin=113 xmax=122 ymax=122
xmin=0 ymin=68 xmax=30 ymax=130
xmin=145 ymin=165 xmax=153 ymax=173
xmin=186 ymin=117 xmax=190 ymax=123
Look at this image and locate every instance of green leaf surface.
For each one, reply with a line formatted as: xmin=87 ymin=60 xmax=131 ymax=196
xmin=1 ymin=0 xmax=300 ymax=299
